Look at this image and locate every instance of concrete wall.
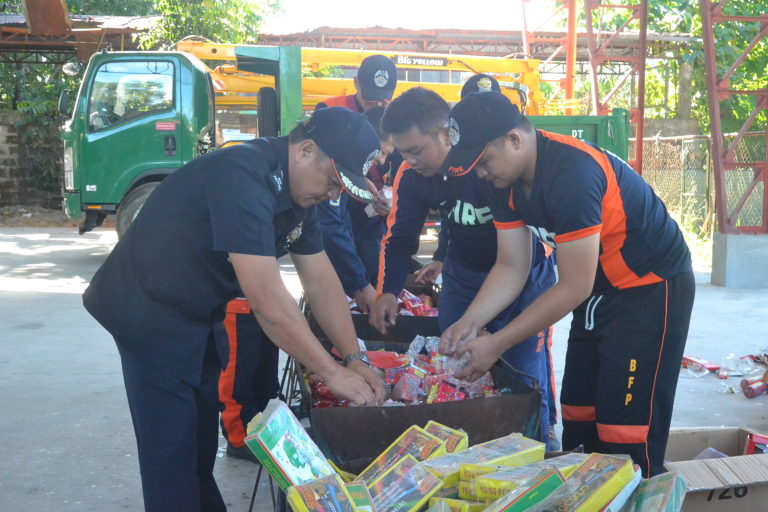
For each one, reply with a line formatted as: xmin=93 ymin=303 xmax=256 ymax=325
xmin=712 ymin=233 xmax=768 ymax=288
xmin=0 ymin=111 xmax=21 ymax=205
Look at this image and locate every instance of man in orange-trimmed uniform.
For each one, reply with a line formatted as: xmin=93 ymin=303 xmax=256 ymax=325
xmin=440 ymin=92 xmax=695 ymax=476
xmin=316 ymin=54 xmax=397 ymax=113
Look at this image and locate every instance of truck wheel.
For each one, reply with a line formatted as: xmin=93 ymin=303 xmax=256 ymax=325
xmin=258 ymin=87 xmax=279 ymax=137
xmin=116 ymin=182 xmax=159 ymax=238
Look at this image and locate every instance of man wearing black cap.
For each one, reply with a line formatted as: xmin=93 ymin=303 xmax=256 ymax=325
xmin=439 ymin=92 xmax=694 ymax=476
xmin=83 ymin=107 xmax=385 ymax=511
xmin=316 ymin=54 xmax=398 ymax=112
xmin=371 ymin=86 xmax=559 ymax=449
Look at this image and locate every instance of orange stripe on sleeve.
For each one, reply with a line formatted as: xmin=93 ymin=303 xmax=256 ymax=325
xmin=376 ymin=161 xmax=409 ymax=296
xmin=539 ymin=131 xmax=662 ymax=290
xmin=597 ymin=423 xmax=650 ymax=445
xmin=494 ymin=220 xmax=525 ymax=230
xmin=554 ymin=224 xmax=602 ymax=244
xmin=561 ymin=404 xmax=596 ymax=422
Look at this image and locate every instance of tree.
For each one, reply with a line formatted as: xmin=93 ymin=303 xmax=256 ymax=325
xmin=138 ymin=0 xmax=281 ymax=49
xmin=580 ymin=0 xmax=766 ymax=134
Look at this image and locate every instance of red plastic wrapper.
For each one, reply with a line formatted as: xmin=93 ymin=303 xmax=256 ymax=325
xmin=313 ymin=381 xmax=338 ymax=400
xmin=392 ymin=373 xmax=421 ymax=402
xmin=681 ymin=356 xmax=720 ymax=371
xmin=433 ymin=381 xmax=467 ymax=403
xmin=385 ymin=366 xmax=408 ymax=385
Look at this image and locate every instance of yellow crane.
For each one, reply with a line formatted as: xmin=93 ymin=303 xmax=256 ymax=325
xmin=174 ymin=39 xmax=545 ymax=114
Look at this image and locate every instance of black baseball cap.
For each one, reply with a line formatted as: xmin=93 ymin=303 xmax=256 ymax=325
xmin=441 ymin=92 xmax=523 ymax=178
xmin=460 ymin=74 xmax=501 ymax=98
xmin=357 ymin=55 xmax=398 ymax=102
xmin=305 ymin=107 xmax=380 ymax=202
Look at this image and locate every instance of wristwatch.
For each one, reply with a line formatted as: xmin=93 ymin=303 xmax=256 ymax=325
xmin=343 ymin=350 xmax=372 ymax=368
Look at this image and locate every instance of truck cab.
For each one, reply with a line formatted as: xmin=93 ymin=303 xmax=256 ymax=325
xmin=60 ymin=45 xmax=301 ymax=236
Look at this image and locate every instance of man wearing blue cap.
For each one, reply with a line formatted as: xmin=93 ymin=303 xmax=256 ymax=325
xmin=317 ymin=54 xmax=398 ymax=112
xmin=83 ymin=107 xmax=386 ymax=511
xmin=371 ymin=85 xmax=559 ymax=449
xmin=439 ymin=92 xmax=694 ymax=476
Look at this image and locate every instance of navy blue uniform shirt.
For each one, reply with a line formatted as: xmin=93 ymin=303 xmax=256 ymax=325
xmin=489 ymin=130 xmax=691 ymax=294
xmin=378 ymin=163 xmax=546 ymax=297
xmin=83 ymin=137 xmax=322 ymax=382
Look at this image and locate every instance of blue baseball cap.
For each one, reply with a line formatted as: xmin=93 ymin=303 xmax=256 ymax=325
xmin=460 ymin=74 xmax=501 ymax=98
xmin=306 ymin=107 xmax=380 ymax=202
xmin=357 ymin=55 xmax=398 ymax=102
xmin=441 ymin=92 xmax=523 ymax=178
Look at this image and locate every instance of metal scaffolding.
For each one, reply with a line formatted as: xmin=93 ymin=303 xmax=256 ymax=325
xmin=699 ymin=0 xmax=768 ymax=234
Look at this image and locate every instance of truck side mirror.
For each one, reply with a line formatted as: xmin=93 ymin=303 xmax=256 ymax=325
xmin=58 ymin=90 xmax=71 ymax=117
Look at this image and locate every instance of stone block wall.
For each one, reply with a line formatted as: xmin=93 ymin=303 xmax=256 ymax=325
xmin=0 ymin=111 xmax=21 ymax=205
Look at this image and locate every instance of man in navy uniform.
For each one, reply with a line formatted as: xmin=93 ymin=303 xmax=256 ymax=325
xmin=371 ymin=86 xmax=559 ymax=449
xmin=83 ymin=107 xmax=386 ymax=511
xmin=439 ymin=92 xmax=694 ymax=476
xmin=316 ymin=54 xmax=397 ymax=112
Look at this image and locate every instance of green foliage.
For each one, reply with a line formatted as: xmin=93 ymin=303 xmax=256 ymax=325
xmin=138 ymin=0 xmax=281 ymax=49
xmin=0 ymin=1 xmax=22 ymax=14
xmin=66 ymin=0 xmax=156 ymax=15
xmin=14 ymin=100 xmax=64 ymax=192
xmin=303 ymin=65 xmax=344 ymax=78
xmin=578 ymin=0 xmax=766 ymax=134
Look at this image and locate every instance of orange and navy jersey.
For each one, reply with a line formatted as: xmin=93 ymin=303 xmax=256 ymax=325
xmin=315 ymin=94 xmax=363 ymax=112
xmin=490 ymin=130 xmax=691 ymax=293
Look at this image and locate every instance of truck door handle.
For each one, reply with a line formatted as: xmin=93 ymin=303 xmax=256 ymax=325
xmin=164 ymin=135 xmax=176 ymax=156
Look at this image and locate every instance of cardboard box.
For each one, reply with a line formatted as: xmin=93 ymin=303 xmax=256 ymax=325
xmin=664 ymin=427 xmax=768 ymax=512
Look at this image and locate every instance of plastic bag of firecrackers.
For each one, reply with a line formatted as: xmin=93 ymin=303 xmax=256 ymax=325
xmin=345 ymin=289 xmax=438 ymax=317
xmin=308 ymin=336 xmax=506 ymax=408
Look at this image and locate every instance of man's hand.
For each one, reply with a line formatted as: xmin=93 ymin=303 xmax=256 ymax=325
xmin=371 ymin=190 xmax=391 ymax=217
xmin=439 ymin=316 xmax=479 ymax=356
xmin=370 ymin=293 xmax=398 ymax=334
xmin=322 ymin=365 xmax=376 ymax=406
xmin=415 ymin=261 xmax=443 ymax=284
xmin=348 ymin=360 xmax=386 ymax=404
xmin=353 ymin=285 xmax=377 ymax=314
xmin=454 ymin=334 xmax=506 ymax=383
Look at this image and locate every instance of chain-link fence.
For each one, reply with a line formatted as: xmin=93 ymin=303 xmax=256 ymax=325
xmin=630 ymin=131 xmax=766 ymax=239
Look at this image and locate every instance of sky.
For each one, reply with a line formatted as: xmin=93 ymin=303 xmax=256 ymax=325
xmin=260 ymin=0 xmax=562 ymax=34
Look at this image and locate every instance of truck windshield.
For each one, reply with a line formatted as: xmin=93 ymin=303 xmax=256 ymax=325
xmin=87 ymin=61 xmax=174 ymax=132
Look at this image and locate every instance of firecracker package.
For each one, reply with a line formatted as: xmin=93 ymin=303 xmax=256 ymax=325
xmin=526 ymin=453 xmax=635 ymax=512
xmin=244 ymin=399 xmax=336 ymax=491
xmin=344 ymin=480 xmax=375 ymax=512
xmin=286 ymin=474 xmax=357 ymax=512
xmin=473 ymin=452 xmax=591 ymax=499
xmin=429 ymin=496 xmax=488 ymax=512
xmin=458 ymin=479 xmax=488 ymax=501
xmin=424 ymin=434 xmax=544 ymax=486
xmin=620 ymin=471 xmax=686 ymax=512
xmin=482 ymin=469 xmax=566 ymax=512
xmin=357 ymin=425 xmax=446 ymax=484
xmin=598 ymin=467 xmax=642 ymax=512
xmin=367 ymin=455 xmax=444 ymax=512
xmin=474 ymin=465 xmax=554 ymax=501
xmin=327 ymin=459 xmax=357 ymax=483
xmin=433 ymin=485 xmax=461 ymax=500
xmin=460 ymin=464 xmax=510 ymax=481
xmin=424 ymin=420 xmax=469 ymax=454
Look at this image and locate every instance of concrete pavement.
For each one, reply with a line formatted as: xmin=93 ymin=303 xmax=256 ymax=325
xmin=1 ymin=227 xmax=767 ymax=511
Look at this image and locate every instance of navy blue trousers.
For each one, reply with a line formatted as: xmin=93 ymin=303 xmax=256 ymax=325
xmin=561 ymin=272 xmax=695 ymax=476
xmin=438 ymin=256 xmax=558 ymax=448
xmin=119 ymin=336 xmax=226 ymax=512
